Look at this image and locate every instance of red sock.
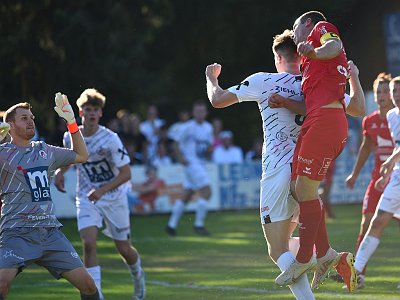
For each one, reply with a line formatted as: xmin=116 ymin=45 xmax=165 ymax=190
xmin=315 ymin=204 xmax=330 ymax=258
xmin=296 ymin=199 xmax=323 ymax=263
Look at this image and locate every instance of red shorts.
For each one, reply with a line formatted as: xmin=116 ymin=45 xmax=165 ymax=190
xmin=291 ymin=108 xmax=348 ymax=182
xmin=362 ymin=178 xmax=383 ymax=214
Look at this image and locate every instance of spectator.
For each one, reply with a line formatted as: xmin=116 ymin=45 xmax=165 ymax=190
xmin=211 ymin=117 xmax=224 ymax=149
xmin=168 ymin=109 xmax=190 ymax=141
xmin=140 ymin=105 xmax=165 ymax=159
xmin=245 ymin=136 xmax=263 ymax=161
xmin=152 ymin=141 xmax=173 ymax=167
xmin=116 ymin=109 xmax=134 ymax=145
xmin=107 ymin=117 xmax=120 ymax=133
xmin=128 ymin=114 xmax=148 ymax=165
xmin=132 ymin=166 xmax=166 ymax=214
xmin=212 ymin=130 xmax=243 ymax=164
xmin=157 ymin=124 xmax=177 ymax=162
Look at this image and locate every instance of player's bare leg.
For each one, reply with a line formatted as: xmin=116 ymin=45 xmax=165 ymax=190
xmin=62 ymin=267 xmax=99 ymax=299
xmin=80 ymin=226 xmax=103 ymax=298
xmin=0 ymin=268 xmax=18 ymax=299
xmin=114 ymin=240 xmax=145 ymax=300
xmin=264 ymin=219 xmax=315 ymax=299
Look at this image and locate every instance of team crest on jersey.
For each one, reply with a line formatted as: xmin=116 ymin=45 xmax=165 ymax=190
xmin=82 ymin=158 xmax=114 ymax=183
xmin=39 ymin=150 xmax=47 ymax=160
xmin=318 ymin=26 xmax=327 ymax=35
xmin=96 ymin=147 xmax=107 ymax=157
xmin=18 ymin=165 xmax=51 ymax=202
xmin=276 ymin=131 xmax=288 ymax=142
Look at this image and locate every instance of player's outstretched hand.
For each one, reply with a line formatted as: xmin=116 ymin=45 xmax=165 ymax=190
xmin=206 ymin=63 xmax=222 ymax=81
xmin=54 ymin=92 xmax=76 ymax=125
xmin=0 ymin=122 xmax=10 ymax=142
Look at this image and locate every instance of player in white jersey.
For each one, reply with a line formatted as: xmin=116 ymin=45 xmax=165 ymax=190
xmin=206 ymin=30 xmax=365 ymax=299
xmin=166 ymin=101 xmax=213 ymax=236
xmin=0 ymin=96 xmax=100 ymax=299
xmin=354 ymin=76 xmax=400 ymax=288
xmin=55 ymin=89 xmax=145 ymax=300
xmin=206 ymin=30 xmax=315 ymax=300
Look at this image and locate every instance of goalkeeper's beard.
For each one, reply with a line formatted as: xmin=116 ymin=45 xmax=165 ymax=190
xmin=12 ymin=127 xmax=35 ymax=141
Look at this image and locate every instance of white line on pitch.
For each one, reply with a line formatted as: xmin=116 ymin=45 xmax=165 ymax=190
xmin=148 ymin=280 xmax=393 ymax=299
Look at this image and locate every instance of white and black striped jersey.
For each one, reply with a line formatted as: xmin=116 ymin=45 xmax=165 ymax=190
xmin=228 ymin=72 xmax=304 ymax=178
xmin=64 ymin=126 xmax=130 ymax=203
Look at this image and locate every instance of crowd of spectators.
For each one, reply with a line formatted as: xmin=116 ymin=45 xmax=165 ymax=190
xmin=45 ymin=104 xmax=264 ymax=167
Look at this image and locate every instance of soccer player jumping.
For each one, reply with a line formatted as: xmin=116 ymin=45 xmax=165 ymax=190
xmin=275 ymin=11 xmax=357 ymax=291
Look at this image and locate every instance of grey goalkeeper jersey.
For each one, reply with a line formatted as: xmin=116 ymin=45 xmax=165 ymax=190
xmin=0 ymin=141 xmax=76 ymax=229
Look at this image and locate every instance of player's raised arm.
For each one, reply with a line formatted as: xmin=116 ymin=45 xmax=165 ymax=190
xmin=206 ymin=63 xmax=239 ymax=108
xmin=54 ymin=92 xmax=88 ymax=163
xmin=346 ymin=61 xmax=366 ymax=117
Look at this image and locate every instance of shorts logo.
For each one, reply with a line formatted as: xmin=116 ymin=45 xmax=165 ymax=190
xmin=3 ymin=250 xmax=24 ymax=260
xmin=318 ymin=158 xmax=332 ymax=176
xmin=263 ymin=215 xmax=271 ymax=224
xmin=19 ymin=165 xmax=51 ymax=202
xmin=82 ymin=158 xmax=114 ymax=183
xmin=70 ymin=252 xmax=79 ymax=259
xmin=298 ymin=155 xmax=313 ymax=165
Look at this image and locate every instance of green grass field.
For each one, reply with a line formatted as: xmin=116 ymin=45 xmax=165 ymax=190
xmin=7 ymin=204 xmax=400 ymax=300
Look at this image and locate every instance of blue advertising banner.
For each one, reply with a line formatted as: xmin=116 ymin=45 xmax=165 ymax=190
xmin=383 ymin=13 xmax=400 ymax=76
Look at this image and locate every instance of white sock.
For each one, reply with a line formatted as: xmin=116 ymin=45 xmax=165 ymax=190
xmin=86 ymin=266 xmax=103 ymax=299
xmin=276 ymin=251 xmax=315 ymax=300
xmin=127 ymin=256 xmax=142 ymax=278
xmin=194 ymin=198 xmax=208 ymax=227
xmin=354 ymin=235 xmax=380 ymax=272
xmin=168 ymin=199 xmax=185 ymax=228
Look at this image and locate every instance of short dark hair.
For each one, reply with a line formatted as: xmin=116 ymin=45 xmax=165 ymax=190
xmin=4 ymin=102 xmax=32 ymax=123
xmin=272 ymin=29 xmax=298 ymax=63
xmin=299 ymin=11 xmax=326 ymax=25
xmin=76 ymin=88 xmax=106 ymax=110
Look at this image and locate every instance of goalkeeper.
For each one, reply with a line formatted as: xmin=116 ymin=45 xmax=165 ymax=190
xmin=0 ymin=94 xmax=100 ymax=299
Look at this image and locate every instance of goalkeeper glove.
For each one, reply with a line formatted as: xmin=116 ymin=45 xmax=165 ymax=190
xmin=54 ymin=92 xmax=79 ymax=134
xmin=0 ymin=122 xmax=10 ymax=142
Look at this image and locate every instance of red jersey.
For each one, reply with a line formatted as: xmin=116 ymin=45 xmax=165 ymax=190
xmin=301 ymin=21 xmax=349 ymax=113
xmin=362 ymin=111 xmax=394 ymax=179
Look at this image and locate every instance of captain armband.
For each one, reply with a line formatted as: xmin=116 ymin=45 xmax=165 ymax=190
xmin=320 ymin=32 xmax=340 ymax=45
